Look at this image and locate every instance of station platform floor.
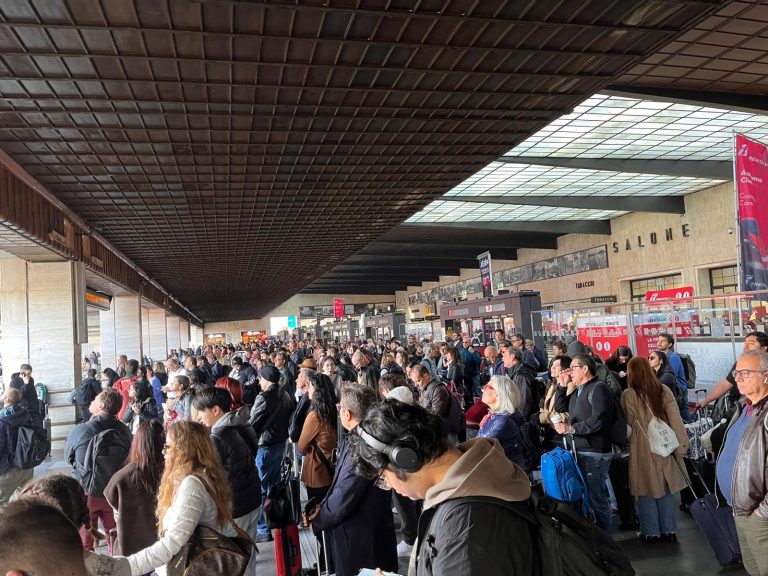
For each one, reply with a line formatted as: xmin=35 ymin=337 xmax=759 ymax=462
xmin=34 ymin=455 xmax=747 ymax=576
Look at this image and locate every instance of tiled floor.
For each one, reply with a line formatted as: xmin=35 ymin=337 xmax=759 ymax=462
xmin=35 ymin=454 xmax=748 ymax=576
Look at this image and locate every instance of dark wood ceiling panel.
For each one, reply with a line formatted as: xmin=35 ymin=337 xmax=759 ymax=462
xmin=0 ymin=0 xmax=725 ymax=320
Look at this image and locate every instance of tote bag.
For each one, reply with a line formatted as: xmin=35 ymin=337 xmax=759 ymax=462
xmin=639 ymin=401 xmax=679 ymax=457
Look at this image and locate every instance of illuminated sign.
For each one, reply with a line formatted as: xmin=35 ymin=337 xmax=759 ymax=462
xmin=85 ymin=289 xmax=112 ymax=311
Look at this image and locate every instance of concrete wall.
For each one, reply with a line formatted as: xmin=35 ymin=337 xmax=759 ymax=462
xmin=205 ymin=293 xmax=394 ymax=338
xmin=396 ymin=182 xmax=737 ymax=308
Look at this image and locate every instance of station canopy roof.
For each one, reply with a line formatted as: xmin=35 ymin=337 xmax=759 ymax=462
xmin=406 ymin=92 xmax=768 ymax=225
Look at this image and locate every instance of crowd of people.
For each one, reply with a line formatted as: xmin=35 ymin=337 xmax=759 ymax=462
xmin=1 ymin=328 xmax=768 ymax=576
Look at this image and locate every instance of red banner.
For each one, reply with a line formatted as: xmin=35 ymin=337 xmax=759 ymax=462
xmin=576 ymin=315 xmax=629 ymax=360
xmin=632 ymin=311 xmax=694 ymax=357
xmin=645 ymin=286 xmax=694 ymax=303
xmin=333 ymin=298 xmax=345 ymax=320
xmin=736 ymin=134 xmax=768 ymax=291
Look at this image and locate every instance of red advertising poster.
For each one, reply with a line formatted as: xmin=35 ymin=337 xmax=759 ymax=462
xmin=645 ymin=286 xmax=694 ymax=303
xmin=576 ymin=315 xmax=629 ymax=360
xmin=632 ymin=311 xmax=694 ymax=357
xmin=333 ymin=298 xmax=345 ymax=319
xmin=736 ymin=134 xmax=768 ymax=291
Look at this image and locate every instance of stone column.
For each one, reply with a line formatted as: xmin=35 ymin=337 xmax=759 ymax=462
xmin=100 ymin=295 xmax=142 ymax=369
xmin=179 ymin=320 xmax=190 ymax=349
xmin=146 ymin=308 xmax=169 ymax=362
xmin=166 ymin=315 xmax=181 ymax=352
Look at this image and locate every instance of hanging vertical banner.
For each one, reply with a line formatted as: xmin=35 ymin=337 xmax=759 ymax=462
xmin=477 ymin=251 xmax=494 ymax=298
xmin=333 ymin=297 xmax=345 ymax=320
xmin=736 ymin=134 xmax=768 ymax=291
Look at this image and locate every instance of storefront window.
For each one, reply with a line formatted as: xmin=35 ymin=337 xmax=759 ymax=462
xmin=630 ymin=274 xmax=683 ymax=302
xmin=710 ymin=266 xmax=738 ymax=295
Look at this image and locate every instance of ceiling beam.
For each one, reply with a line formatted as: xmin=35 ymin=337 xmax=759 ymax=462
xmin=451 ymin=194 xmax=686 ymax=214
xmin=334 ymin=265 xmax=465 ymax=273
xmin=375 ymin=234 xmax=559 ymax=249
xmin=403 ymin=220 xmax=611 ymax=235
xmin=344 ymin=256 xmax=478 ymax=269
xmin=317 ymin=274 xmax=441 ymax=282
xmin=302 ymin=287 xmax=398 ymax=294
xmin=603 ymin=86 xmax=768 ymax=116
xmin=497 ymin=155 xmax=731 ymax=180
xmin=361 ymin=244 xmax=519 ymax=260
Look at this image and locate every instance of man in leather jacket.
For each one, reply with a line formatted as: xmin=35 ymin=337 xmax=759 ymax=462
xmin=717 ymin=350 xmax=768 ymax=576
xmin=249 ymin=364 xmax=295 ymax=542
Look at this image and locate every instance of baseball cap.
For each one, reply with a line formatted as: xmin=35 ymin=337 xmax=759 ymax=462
xmin=260 ymin=365 xmax=281 ymax=384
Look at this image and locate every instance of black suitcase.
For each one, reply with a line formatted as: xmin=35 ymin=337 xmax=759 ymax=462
xmin=43 ymin=404 xmax=52 ymax=458
xmin=609 ymin=453 xmax=637 ymax=528
xmin=680 ymin=457 xmax=714 ymax=509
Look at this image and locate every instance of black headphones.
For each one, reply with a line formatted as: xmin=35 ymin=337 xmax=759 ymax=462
xmin=357 ymin=427 xmax=422 ymax=473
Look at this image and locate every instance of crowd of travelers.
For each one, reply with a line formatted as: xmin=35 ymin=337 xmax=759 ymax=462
xmin=1 ymin=328 xmax=768 ymax=576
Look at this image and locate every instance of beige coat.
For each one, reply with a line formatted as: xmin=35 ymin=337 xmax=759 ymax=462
xmin=621 ymin=385 xmax=689 ymax=499
xmin=539 ymin=381 xmax=576 ymax=425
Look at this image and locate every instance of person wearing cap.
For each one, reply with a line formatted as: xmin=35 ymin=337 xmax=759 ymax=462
xmin=248 ymin=364 xmax=296 ymax=542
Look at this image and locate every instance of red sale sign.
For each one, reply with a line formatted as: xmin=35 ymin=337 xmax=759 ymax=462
xmin=576 ymin=315 xmax=629 ymax=360
xmin=736 ymin=134 xmax=768 ymax=291
xmin=645 ymin=286 xmax=694 ymax=302
xmin=633 ymin=311 xmax=694 ymax=357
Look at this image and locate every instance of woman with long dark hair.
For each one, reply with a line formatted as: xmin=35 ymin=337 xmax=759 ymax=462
xmin=606 ymin=345 xmax=633 ymax=391
xmin=298 ymin=372 xmax=338 ymax=570
xmin=621 ymin=357 xmax=688 ymax=543
xmin=105 ymin=420 xmax=165 ymax=557
xmin=122 ymin=378 xmax=159 ymax=433
xmin=102 ymin=367 xmax=120 ymax=388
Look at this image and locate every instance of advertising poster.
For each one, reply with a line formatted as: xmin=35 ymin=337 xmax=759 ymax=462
xmin=576 ymin=315 xmax=629 ymax=360
xmin=736 ymin=134 xmax=768 ymax=291
xmin=632 ymin=311 xmax=693 ymax=357
xmin=333 ymin=297 xmax=344 ymax=319
xmin=478 ymin=251 xmax=493 ymax=298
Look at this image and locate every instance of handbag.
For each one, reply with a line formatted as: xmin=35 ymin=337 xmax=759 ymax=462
xmin=167 ymin=477 xmax=254 ymax=576
xmin=638 ymin=401 xmax=679 ymax=457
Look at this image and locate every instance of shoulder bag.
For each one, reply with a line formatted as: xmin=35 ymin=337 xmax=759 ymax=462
xmin=167 ymin=476 xmax=255 ymax=576
xmin=637 ymin=400 xmax=679 ymax=457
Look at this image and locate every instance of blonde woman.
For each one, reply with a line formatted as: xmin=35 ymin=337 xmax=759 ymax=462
xmin=126 ymin=420 xmax=236 ymax=576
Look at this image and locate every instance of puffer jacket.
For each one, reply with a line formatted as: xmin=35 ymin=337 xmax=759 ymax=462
xmin=211 ymin=407 xmax=261 ymax=518
xmin=249 ymin=383 xmax=295 ymax=446
xmin=0 ymin=405 xmax=32 ymax=476
xmin=730 ymin=396 xmax=768 ymax=517
xmin=477 ymin=411 xmax=526 ymax=470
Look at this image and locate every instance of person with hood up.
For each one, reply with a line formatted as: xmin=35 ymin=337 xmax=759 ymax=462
xmin=350 ymin=399 xmax=534 ymax=576
xmin=192 ymin=387 xmax=260 ymax=576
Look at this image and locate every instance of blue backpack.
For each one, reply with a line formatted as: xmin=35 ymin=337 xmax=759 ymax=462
xmin=540 ymin=440 xmax=590 ymax=518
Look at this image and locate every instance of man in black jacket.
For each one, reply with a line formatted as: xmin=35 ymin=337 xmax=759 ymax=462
xmin=231 ymin=356 xmax=258 ymax=404
xmin=553 ymin=353 xmax=615 ymax=534
xmin=9 ymin=363 xmax=40 ymax=418
xmin=249 ymin=364 xmax=295 ymax=542
xmin=193 ymin=387 xmax=260 ymax=575
xmin=350 ymin=400 xmax=533 ymax=576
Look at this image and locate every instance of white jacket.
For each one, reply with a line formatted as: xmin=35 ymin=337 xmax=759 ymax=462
xmin=127 ymin=475 xmax=220 ymax=576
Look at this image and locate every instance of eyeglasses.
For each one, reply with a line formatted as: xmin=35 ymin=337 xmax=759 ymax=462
xmin=648 ymin=356 xmax=658 ymax=361
xmin=375 ymin=471 xmax=391 ymax=491
xmin=731 ymin=369 xmax=767 ymax=379
xmin=570 ymin=364 xmax=585 ymax=370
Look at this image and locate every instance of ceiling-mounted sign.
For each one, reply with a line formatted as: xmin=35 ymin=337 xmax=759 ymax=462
xmin=333 ymin=298 xmax=345 ymax=320
xmin=85 ymin=288 xmax=112 ymax=311
xmin=287 ymin=315 xmax=298 ymax=329
xmin=477 ymin=251 xmax=494 ymax=298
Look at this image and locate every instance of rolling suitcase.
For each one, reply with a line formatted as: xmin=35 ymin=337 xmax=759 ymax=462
xmin=675 ymin=458 xmax=741 ymax=567
xmin=609 ymin=452 xmax=637 ymax=529
xmin=274 ymin=523 xmax=302 ymax=576
xmin=680 ymin=457 xmax=715 ymax=509
xmin=43 ymin=404 xmax=52 ymax=458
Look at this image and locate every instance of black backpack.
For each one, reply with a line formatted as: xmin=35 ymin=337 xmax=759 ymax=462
xmin=445 ymin=488 xmax=634 ymax=576
xmin=79 ymin=422 xmax=131 ymax=496
xmin=14 ymin=420 xmax=50 ymax=470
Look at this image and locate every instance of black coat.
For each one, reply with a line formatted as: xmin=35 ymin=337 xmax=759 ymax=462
xmin=554 ymin=377 xmax=613 ymax=454
xmin=249 ymin=383 xmax=294 ymax=446
xmin=10 ymin=373 xmax=40 ymax=416
xmin=211 ymin=408 xmax=261 ymax=518
xmin=233 ymin=364 xmax=259 ymax=405
xmin=313 ymin=433 xmax=398 ymax=576
xmin=288 ymin=394 xmax=311 ymax=443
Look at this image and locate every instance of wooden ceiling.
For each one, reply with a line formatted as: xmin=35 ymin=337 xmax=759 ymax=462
xmin=0 ymin=0 xmax=726 ymax=320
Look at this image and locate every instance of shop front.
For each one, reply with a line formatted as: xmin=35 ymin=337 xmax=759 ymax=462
xmin=440 ymin=291 xmax=543 ymax=346
xmin=364 ymin=312 xmax=406 ymax=341
xmin=241 ymin=330 xmax=266 ymax=345
xmin=404 ymin=302 xmax=442 ymax=341
xmin=323 ymin=319 xmax=359 ymax=342
xmin=205 ymin=332 xmax=227 ymax=346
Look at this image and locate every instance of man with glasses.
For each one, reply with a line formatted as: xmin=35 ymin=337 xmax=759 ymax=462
xmin=307 ymin=383 xmax=397 ymax=576
xmin=716 ymin=350 xmax=768 ymax=576
xmin=698 ymin=331 xmax=768 ymax=411
xmin=553 ymin=353 xmax=616 ymax=534
xmin=510 ymin=333 xmax=540 ymax=371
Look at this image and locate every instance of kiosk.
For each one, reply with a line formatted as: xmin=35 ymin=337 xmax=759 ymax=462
xmin=364 ymin=312 xmax=406 ymax=341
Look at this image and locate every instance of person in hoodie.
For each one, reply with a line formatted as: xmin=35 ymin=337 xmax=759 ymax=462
xmin=192 ymin=386 xmax=260 ymax=576
xmin=350 ymin=399 xmax=534 ymax=576
xmin=477 ymin=375 xmax=528 ymax=470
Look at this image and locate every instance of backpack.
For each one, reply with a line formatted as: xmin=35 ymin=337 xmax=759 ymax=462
xmin=431 ymin=382 xmax=465 ymax=436
xmin=530 ymin=377 xmax=547 ymax=414
xmin=79 ymin=422 xmax=131 ymax=496
xmin=679 ymin=353 xmax=697 ymax=389
xmin=540 ymin=441 xmax=590 ymax=518
xmin=588 ymin=383 xmax=629 ymax=450
xmin=441 ymin=490 xmax=635 ymax=576
xmin=518 ymin=420 xmax=543 ymax=471
xmin=14 ymin=420 xmax=50 ymax=470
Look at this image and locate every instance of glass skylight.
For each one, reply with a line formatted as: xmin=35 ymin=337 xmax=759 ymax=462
xmin=505 ymin=93 xmax=768 ymax=161
xmin=405 ymin=202 xmax=628 ymax=223
xmin=442 ymin=162 xmax=724 ymax=199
